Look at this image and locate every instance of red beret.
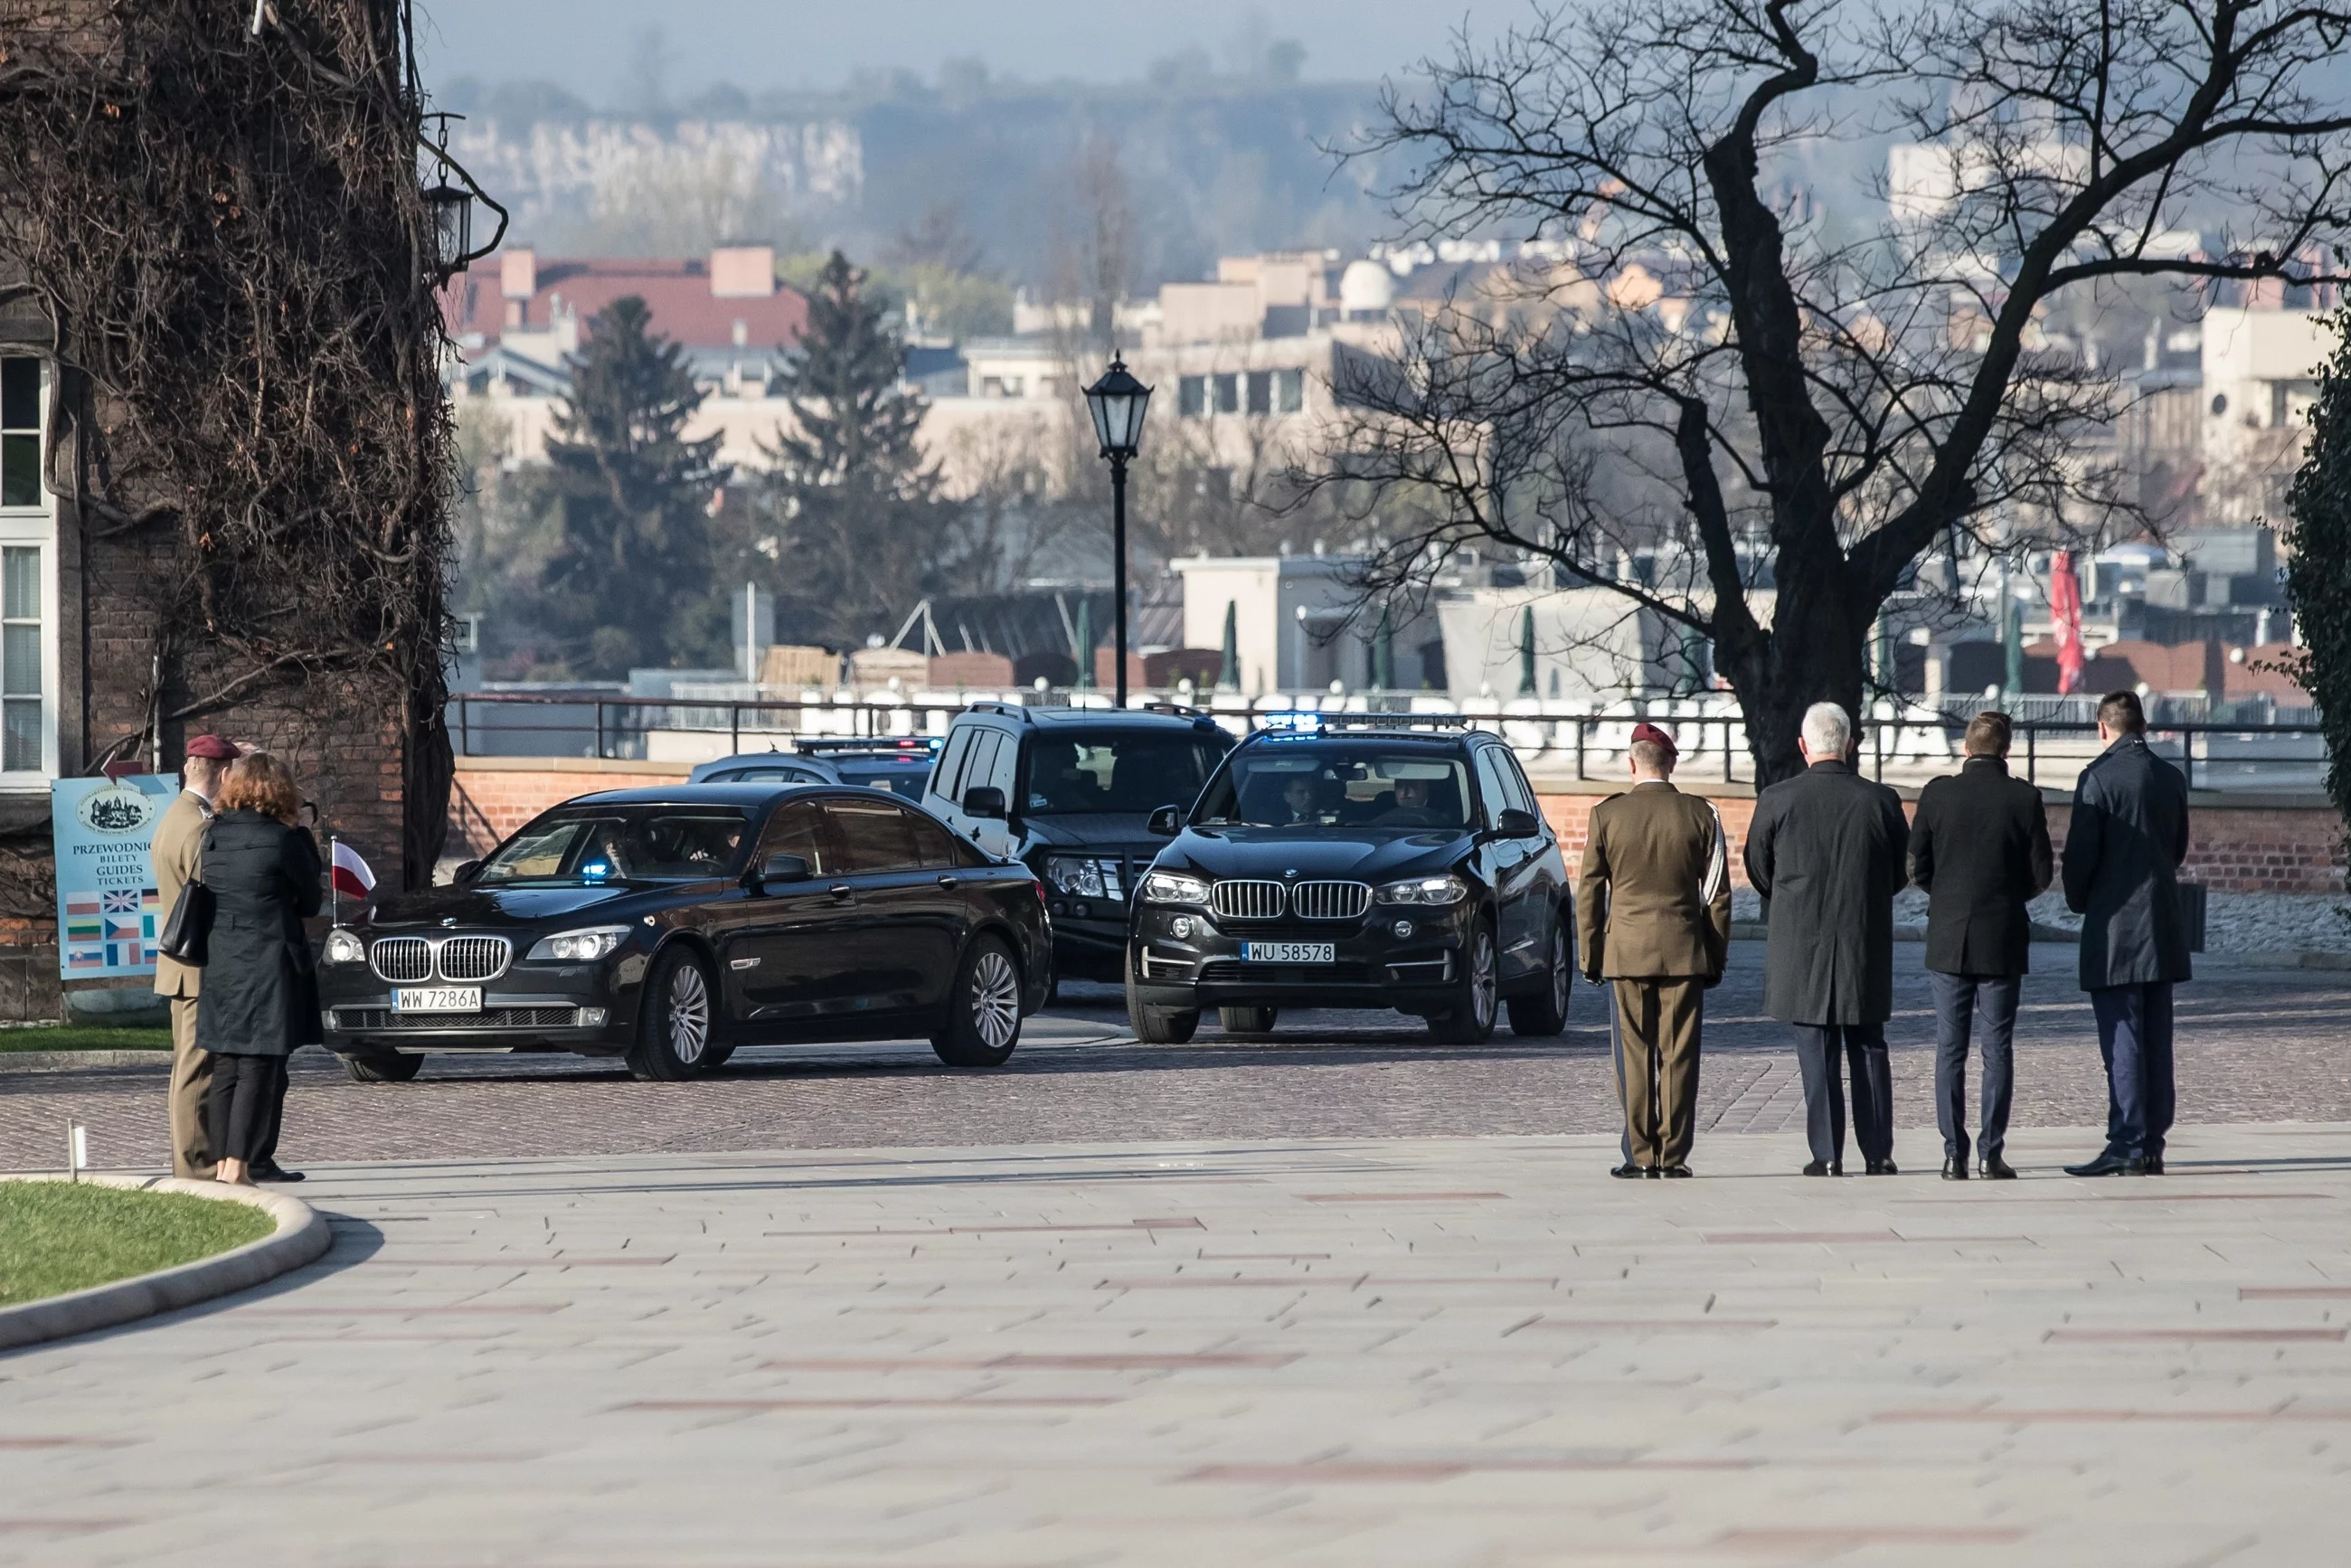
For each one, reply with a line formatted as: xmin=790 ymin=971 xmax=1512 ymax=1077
xmin=184 ymin=734 xmax=240 ymax=760
xmin=1629 ymin=722 xmax=1678 ymax=759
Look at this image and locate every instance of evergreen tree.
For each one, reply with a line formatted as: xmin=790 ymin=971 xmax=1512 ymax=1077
xmin=536 ymin=296 xmax=730 ymax=675
xmin=2282 ymin=311 xmax=2351 ymax=825
xmin=752 ymin=250 xmax=949 ymax=643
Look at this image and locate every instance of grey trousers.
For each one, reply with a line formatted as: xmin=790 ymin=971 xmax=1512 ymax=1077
xmin=1789 ymin=1023 xmax=1893 ymax=1167
xmin=1931 ymin=972 xmax=2019 ymax=1163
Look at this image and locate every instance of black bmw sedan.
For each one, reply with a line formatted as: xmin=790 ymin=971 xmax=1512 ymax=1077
xmin=1124 ymin=718 xmax=1573 ymax=1044
xmin=319 ymin=784 xmax=1053 ymax=1082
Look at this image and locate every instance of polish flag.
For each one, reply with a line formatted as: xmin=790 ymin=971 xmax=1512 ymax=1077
xmin=2050 ymin=552 xmax=2086 ymax=694
xmin=330 ymin=839 xmax=377 ymax=902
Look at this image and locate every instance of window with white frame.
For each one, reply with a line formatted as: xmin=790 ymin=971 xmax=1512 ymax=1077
xmin=0 ymin=356 xmax=55 ymax=782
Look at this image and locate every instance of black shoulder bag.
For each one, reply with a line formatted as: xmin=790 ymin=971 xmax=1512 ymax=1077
xmin=157 ymin=827 xmax=214 ymax=967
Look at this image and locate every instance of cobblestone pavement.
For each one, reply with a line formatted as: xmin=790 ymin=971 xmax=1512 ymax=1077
xmin=6 ymin=1128 xmax=2351 ymax=1565
xmin=5 ymin=945 xmax=2350 ymax=1173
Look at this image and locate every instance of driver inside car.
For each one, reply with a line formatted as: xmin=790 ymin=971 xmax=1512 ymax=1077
xmin=1376 ymin=775 xmax=1443 ymax=827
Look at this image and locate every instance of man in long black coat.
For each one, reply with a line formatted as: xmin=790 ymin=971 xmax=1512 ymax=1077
xmin=1909 ymin=710 xmax=2053 ymax=1181
xmin=1744 ymin=702 xmax=1911 ymax=1176
xmin=2061 ymin=690 xmax=2191 ymax=1176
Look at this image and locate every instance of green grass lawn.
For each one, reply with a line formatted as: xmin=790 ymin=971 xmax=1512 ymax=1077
xmin=0 ymin=1024 xmax=171 ymax=1053
xmin=0 ymin=1182 xmax=274 ymax=1306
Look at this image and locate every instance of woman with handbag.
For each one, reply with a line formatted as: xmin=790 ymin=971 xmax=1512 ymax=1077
xmin=195 ymin=751 xmax=324 ymax=1185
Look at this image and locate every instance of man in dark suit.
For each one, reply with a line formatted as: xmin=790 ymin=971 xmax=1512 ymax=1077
xmin=2062 ymin=689 xmax=2191 ymax=1176
xmin=1744 ymin=702 xmax=1912 ymax=1176
xmin=1909 ymin=711 xmax=2053 ymax=1180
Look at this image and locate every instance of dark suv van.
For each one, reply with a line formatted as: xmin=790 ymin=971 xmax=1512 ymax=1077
xmin=1125 ymin=716 xmax=1572 ymax=1044
xmin=922 ymin=703 xmax=1235 ymax=981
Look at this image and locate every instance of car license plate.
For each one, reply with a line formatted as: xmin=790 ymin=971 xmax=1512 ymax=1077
xmin=392 ymin=987 xmax=481 ymax=1014
xmin=1242 ymin=941 xmax=1334 ymax=964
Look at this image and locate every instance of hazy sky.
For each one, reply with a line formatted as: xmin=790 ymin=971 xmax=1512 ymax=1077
xmin=415 ymin=0 xmax=1515 ymax=99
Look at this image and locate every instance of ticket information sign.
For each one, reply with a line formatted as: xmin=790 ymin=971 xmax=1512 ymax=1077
xmin=52 ymin=774 xmax=175 ymax=978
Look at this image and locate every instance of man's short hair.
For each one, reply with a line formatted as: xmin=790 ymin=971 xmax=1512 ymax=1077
xmin=1963 ymin=710 xmax=2012 ymax=757
xmin=2097 ymin=689 xmax=2147 ymax=734
xmin=1800 ymin=702 xmax=1853 ymax=758
xmin=1629 ymin=738 xmax=1676 ymax=774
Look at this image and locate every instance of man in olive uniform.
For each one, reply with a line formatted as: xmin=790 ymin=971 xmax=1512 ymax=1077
xmin=150 ymin=734 xmax=237 ymax=1179
xmin=1575 ymin=723 xmax=1732 ymax=1177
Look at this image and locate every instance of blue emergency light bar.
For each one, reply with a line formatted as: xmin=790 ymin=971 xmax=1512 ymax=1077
xmin=1257 ymin=711 xmax=1324 ymax=735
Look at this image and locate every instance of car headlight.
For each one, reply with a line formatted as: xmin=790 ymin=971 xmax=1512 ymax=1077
xmin=526 ymin=925 xmax=631 ymax=962
xmin=1376 ymin=874 xmax=1468 ymax=906
xmin=322 ymin=929 xmax=365 ymax=965
xmin=1043 ymin=855 xmax=1108 ymax=898
xmin=1140 ymin=869 xmax=1212 ymax=904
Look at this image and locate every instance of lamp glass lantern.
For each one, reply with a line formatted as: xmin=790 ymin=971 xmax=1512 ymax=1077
xmin=1082 ymin=357 xmax=1152 ymax=458
xmin=424 ymin=180 xmax=472 ymax=277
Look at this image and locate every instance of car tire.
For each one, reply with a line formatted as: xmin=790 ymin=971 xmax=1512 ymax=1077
xmin=1506 ymin=919 xmax=1572 ymax=1037
xmin=932 ymin=934 xmax=1024 ymax=1067
xmin=1218 ymin=1006 xmax=1278 ymax=1034
xmin=1126 ymin=970 xmax=1200 ymax=1044
xmin=701 ymin=1044 xmax=737 ymax=1071
xmin=1429 ymin=921 xmax=1500 ymax=1044
xmin=627 ymin=946 xmax=718 ymax=1082
xmin=341 ymin=1050 xmax=421 ymax=1083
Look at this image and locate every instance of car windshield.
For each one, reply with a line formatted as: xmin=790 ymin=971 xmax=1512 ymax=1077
xmin=1019 ymin=731 xmax=1227 ymax=815
xmin=475 ymin=806 xmax=751 ymax=885
xmin=1193 ymin=746 xmax=1475 ymax=830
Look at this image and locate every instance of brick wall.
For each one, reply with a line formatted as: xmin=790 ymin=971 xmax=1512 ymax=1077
xmin=1537 ymin=783 xmax=2346 ymax=895
xmin=449 ymin=760 xmax=2347 ymax=897
xmin=446 ymin=760 xmax=694 ymax=859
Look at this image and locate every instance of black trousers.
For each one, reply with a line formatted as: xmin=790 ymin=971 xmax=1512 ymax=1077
xmin=1789 ymin=1023 xmax=1893 ymax=1167
xmin=1930 ymin=972 xmax=2020 ymax=1163
xmin=2091 ymin=982 xmax=2176 ymax=1160
xmin=206 ymin=1053 xmax=288 ymax=1165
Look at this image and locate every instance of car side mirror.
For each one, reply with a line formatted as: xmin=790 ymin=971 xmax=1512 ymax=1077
xmin=756 ymin=853 xmax=811 ymax=889
xmin=1147 ymin=805 xmax=1184 ymax=836
xmin=963 ymin=786 xmax=1007 ymax=821
xmin=1497 ymin=808 xmax=1543 ymax=839
xmin=453 ymin=859 xmax=481 ymax=884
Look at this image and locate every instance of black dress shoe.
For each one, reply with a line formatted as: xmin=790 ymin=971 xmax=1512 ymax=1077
xmin=2064 ymin=1151 xmax=2147 ymax=1177
xmin=1801 ymin=1159 xmax=1843 ymax=1176
xmin=1941 ymin=1157 xmax=1969 ymax=1180
xmin=2142 ymin=1155 xmax=2165 ymax=1175
xmin=250 ymin=1162 xmax=305 ymax=1183
xmin=1865 ymin=1160 xmax=1899 ymax=1176
xmin=1659 ymin=1165 xmax=1693 ymax=1178
xmin=1610 ymin=1162 xmax=1648 ymax=1179
xmin=1978 ymin=1156 xmax=2018 ymax=1180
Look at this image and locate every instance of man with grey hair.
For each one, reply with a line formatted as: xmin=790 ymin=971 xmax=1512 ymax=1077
xmin=1743 ymin=701 xmax=1912 ymax=1176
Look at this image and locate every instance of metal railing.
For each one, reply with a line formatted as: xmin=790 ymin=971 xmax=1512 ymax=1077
xmin=445 ymin=691 xmax=2327 ymax=794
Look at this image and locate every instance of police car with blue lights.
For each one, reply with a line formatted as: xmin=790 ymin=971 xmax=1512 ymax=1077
xmin=1124 ymin=713 xmax=1573 ymax=1043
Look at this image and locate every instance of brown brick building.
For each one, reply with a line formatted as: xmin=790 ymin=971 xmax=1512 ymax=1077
xmin=0 ymin=0 xmax=454 ymax=1019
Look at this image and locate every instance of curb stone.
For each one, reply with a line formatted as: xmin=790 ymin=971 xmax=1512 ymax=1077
xmin=0 ymin=1173 xmax=331 ymax=1353
xmin=0 ymin=1050 xmax=174 ymax=1073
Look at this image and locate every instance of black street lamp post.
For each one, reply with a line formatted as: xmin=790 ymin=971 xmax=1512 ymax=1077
xmin=1081 ymin=355 xmax=1152 ymax=708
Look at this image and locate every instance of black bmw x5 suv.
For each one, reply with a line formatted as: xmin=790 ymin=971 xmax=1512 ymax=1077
xmin=1124 ymin=717 xmax=1574 ymax=1044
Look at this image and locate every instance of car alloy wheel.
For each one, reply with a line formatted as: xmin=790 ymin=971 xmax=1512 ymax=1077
xmin=1432 ymin=924 xmax=1499 ymax=1044
xmin=628 ymin=947 xmax=719 ymax=1082
xmin=933 ymin=935 xmax=1025 ymax=1067
xmin=666 ymin=959 xmax=711 ymax=1066
xmin=1469 ymin=931 xmax=1497 ymax=1028
xmin=1507 ymin=921 xmax=1572 ymax=1037
xmin=969 ymin=947 xmax=1022 ymax=1052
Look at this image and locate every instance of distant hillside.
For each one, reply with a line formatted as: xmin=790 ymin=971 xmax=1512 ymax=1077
xmin=434 ymin=74 xmax=1402 ymax=286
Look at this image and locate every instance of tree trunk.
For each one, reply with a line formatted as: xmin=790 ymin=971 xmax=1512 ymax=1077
xmin=1721 ymin=553 xmax=1872 ymax=787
